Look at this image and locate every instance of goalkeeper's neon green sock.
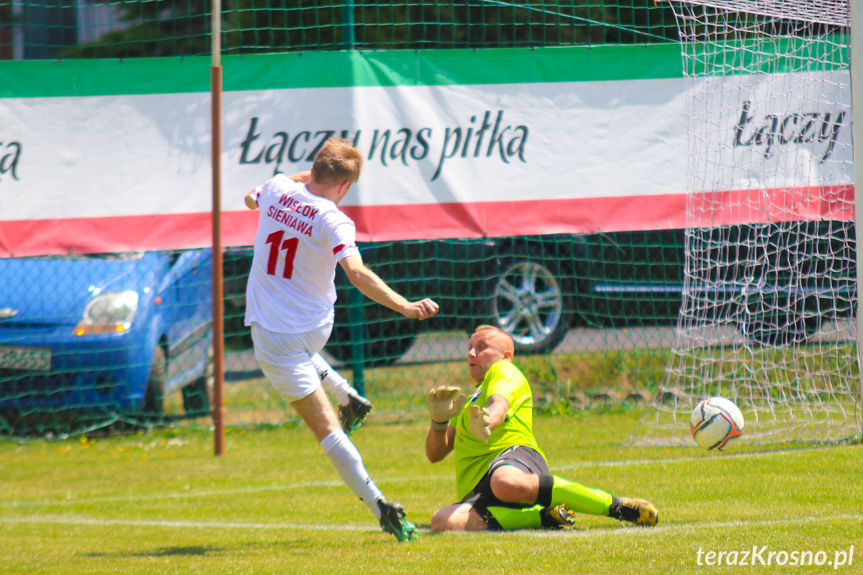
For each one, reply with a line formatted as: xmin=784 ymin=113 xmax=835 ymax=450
xmin=486 ymin=505 xmax=545 ymax=530
xmin=548 ymin=475 xmax=613 ymax=516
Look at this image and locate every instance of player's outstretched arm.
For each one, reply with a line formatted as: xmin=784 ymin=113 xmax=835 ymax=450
xmin=469 ymin=394 xmax=509 ymax=443
xmin=246 ymin=173 xmax=307 ymax=209
xmin=244 ymin=189 xmax=259 ymax=210
xmin=339 ymin=255 xmax=440 ymax=320
xmin=425 ymin=386 xmax=465 ymax=462
xmin=287 ymin=170 xmax=311 ymax=183
xmin=426 ymin=422 xmax=456 ymax=463
xmin=428 ymin=386 xmax=467 ymax=423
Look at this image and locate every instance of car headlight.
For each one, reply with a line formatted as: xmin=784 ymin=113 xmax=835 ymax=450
xmin=73 ymin=291 xmax=139 ymax=336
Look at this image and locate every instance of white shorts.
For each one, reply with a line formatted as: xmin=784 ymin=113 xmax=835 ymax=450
xmin=250 ymin=322 xmax=333 ymax=403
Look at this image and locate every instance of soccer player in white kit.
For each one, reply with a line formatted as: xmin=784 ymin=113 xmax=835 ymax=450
xmin=243 ymin=138 xmax=439 ymax=541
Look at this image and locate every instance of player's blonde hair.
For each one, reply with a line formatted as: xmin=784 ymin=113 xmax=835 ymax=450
xmin=473 ymin=324 xmax=515 ymax=355
xmin=311 ymin=138 xmax=364 ymax=186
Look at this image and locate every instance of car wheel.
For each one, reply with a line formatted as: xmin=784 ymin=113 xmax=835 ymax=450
xmin=327 ymin=301 xmax=419 ymax=367
xmin=182 ymin=344 xmax=214 ymax=416
xmin=486 ymin=248 xmax=569 ymax=354
xmin=142 ymin=345 xmax=167 ymax=420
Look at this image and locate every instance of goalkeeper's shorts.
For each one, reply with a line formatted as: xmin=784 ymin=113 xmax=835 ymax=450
xmin=461 ymin=445 xmax=549 ymax=530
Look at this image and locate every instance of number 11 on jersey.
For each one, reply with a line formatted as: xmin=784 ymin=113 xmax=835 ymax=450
xmin=265 ymin=230 xmax=299 ymax=279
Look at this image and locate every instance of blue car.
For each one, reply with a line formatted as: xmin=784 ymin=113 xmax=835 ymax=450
xmin=0 ymin=250 xmax=213 ymax=431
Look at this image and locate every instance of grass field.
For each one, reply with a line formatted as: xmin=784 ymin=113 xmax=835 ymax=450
xmin=1 ymin=406 xmax=861 ymax=575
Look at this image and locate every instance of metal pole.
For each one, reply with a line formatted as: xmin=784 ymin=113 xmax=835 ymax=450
xmin=12 ymin=0 xmax=24 ymax=60
xmin=211 ymin=0 xmax=226 ymax=456
xmin=342 ymin=0 xmax=355 ymax=50
xmin=850 ymin=0 xmax=863 ymax=431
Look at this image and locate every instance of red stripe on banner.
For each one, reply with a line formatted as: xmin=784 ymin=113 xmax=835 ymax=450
xmin=686 ymin=185 xmax=856 ymax=227
xmin=0 ymin=186 xmax=854 ymax=257
xmin=0 ymin=211 xmax=259 ymax=258
xmin=341 ymin=185 xmax=855 ymax=241
xmin=0 ymin=212 xmax=212 ymax=257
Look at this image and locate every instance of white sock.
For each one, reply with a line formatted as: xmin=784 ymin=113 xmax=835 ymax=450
xmin=320 ymin=429 xmax=383 ymax=519
xmin=311 ymin=353 xmax=355 ymax=406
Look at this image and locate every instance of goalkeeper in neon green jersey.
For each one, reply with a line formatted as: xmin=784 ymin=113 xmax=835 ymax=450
xmin=424 ymin=325 xmax=659 ymax=532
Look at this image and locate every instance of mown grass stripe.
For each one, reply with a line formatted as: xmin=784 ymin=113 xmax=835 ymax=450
xmin=0 ymin=445 xmax=840 ymax=509
xmin=1 ymin=513 xmax=859 ymax=537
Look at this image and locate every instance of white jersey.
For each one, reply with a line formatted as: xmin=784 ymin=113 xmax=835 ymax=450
xmin=244 ymin=174 xmax=361 ymax=333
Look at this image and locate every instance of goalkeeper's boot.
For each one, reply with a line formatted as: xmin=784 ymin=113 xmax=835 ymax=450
xmin=608 ymin=497 xmax=658 ymax=527
xmin=339 ymin=394 xmax=373 ymax=435
xmin=377 ymin=500 xmax=418 ymax=542
xmin=541 ymin=504 xmax=576 ymax=530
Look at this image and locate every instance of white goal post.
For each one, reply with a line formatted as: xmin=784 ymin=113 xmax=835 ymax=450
xmin=633 ymin=0 xmax=863 ymax=445
xmin=850 ymin=0 xmax=863 ymax=439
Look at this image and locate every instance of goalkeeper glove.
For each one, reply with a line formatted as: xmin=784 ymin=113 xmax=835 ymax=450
xmin=426 ymin=386 xmax=467 ymax=432
xmin=469 ymin=404 xmax=492 ymax=443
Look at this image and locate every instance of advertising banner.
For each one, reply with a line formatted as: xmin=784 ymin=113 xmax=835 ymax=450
xmin=0 ymin=45 xmax=851 ymax=256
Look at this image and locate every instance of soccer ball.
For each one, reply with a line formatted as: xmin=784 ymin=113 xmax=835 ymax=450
xmin=689 ymin=397 xmax=744 ymax=450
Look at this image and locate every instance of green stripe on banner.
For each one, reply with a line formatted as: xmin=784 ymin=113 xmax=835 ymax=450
xmin=0 ymin=44 xmax=684 ymax=99
xmin=0 ymin=57 xmax=212 ymax=98
xmin=685 ymin=36 xmax=849 ymax=76
xmin=224 ymin=44 xmax=685 ymax=91
xmin=0 ymin=38 xmax=849 ymax=99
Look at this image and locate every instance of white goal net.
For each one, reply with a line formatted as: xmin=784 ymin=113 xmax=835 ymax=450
xmin=634 ymin=0 xmax=862 ymax=445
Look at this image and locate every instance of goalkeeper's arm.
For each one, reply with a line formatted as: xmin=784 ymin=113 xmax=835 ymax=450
xmin=425 ymin=386 xmax=466 ymax=463
xmin=469 ymin=394 xmax=509 ymax=443
xmin=426 ymin=425 xmax=455 ymax=463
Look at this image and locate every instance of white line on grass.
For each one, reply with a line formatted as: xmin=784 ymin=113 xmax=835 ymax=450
xmin=551 ymin=443 xmax=839 ymax=472
xmin=1 ymin=513 xmax=860 ymax=538
xmin=514 ymin=513 xmax=863 ymax=538
xmin=0 ymin=515 xmax=370 ymax=532
xmin=0 ymin=477 xmax=447 ymax=509
xmin=0 ymin=444 xmax=847 ymax=510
